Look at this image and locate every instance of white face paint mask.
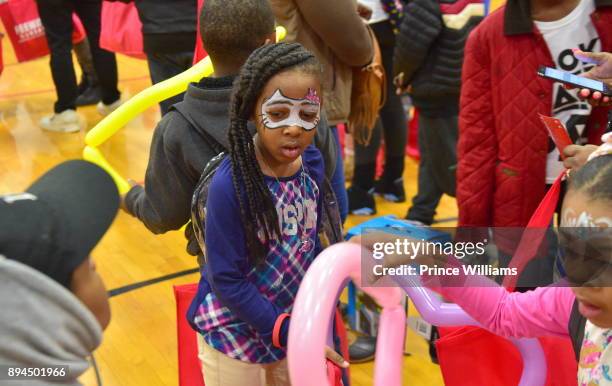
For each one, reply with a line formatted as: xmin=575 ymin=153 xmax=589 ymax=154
xmin=561 ymin=209 xmax=612 ymax=228
xmin=260 ymin=88 xmax=321 ymax=131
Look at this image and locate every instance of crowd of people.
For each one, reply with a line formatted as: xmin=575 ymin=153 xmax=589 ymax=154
xmin=1 ymin=0 xmax=611 ymax=385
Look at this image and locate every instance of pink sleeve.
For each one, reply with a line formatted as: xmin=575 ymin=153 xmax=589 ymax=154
xmin=434 ymin=278 xmax=575 ymax=339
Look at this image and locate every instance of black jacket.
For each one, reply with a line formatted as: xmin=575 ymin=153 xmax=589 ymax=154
xmin=132 ymin=0 xmax=197 ymax=54
xmin=124 ymin=76 xmax=336 ymax=256
xmin=393 ymin=0 xmax=484 ymax=116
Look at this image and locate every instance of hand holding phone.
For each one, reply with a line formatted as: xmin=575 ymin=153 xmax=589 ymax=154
xmin=537 ymin=66 xmax=612 ymax=96
xmin=571 ymin=49 xmax=612 ymax=106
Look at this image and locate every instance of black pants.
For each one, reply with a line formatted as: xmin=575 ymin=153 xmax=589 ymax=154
xmin=406 ymin=114 xmax=458 ymax=225
xmin=352 ymin=20 xmax=407 ymax=189
xmin=146 ymin=51 xmax=194 ymax=115
xmin=37 ymin=0 xmax=119 ymax=113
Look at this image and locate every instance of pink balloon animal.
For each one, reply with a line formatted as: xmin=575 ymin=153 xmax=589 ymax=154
xmin=288 ymin=243 xmax=406 ymax=386
xmin=288 ymin=242 xmax=547 ymax=386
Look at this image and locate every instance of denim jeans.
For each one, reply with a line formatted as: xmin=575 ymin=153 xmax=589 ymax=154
xmin=330 ymin=126 xmax=348 ymax=223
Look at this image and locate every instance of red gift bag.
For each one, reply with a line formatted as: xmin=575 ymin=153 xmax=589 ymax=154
xmin=0 ymin=0 xmax=86 ymax=62
xmin=99 ymin=0 xmax=145 ymax=59
xmin=437 ymin=326 xmax=578 ymax=386
xmin=174 ymin=283 xmax=350 ymax=386
xmin=0 ymin=0 xmax=48 ymax=62
xmin=174 ymin=283 xmax=206 ymax=386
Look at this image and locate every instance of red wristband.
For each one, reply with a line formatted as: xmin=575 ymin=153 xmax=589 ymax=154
xmin=272 ymin=313 xmax=290 ymax=348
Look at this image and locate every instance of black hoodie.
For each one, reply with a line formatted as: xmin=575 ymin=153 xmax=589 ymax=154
xmin=124 ymin=76 xmax=336 ymax=256
xmin=133 ymin=0 xmax=197 ymax=54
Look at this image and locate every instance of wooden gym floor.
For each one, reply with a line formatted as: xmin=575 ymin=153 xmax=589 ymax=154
xmin=0 ymin=35 xmax=457 ymax=385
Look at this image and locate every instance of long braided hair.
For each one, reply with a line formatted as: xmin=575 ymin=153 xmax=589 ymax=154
xmin=227 ymin=42 xmax=322 ymax=265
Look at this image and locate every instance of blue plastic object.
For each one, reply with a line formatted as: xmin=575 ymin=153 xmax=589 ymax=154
xmin=344 ymin=216 xmax=452 ymax=329
xmin=345 ymin=215 xmax=451 ymax=244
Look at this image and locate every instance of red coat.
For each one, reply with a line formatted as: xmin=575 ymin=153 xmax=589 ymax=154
xmin=457 ymin=1 xmax=612 ymax=227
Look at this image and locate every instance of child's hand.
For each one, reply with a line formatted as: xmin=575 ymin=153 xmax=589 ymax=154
xmin=562 ymin=144 xmax=598 ymax=172
xmin=350 ymin=233 xmax=437 ymax=283
xmin=325 ymin=346 xmax=349 ymax=368
xmin=119 ymin=179 xmax=140 ymax=212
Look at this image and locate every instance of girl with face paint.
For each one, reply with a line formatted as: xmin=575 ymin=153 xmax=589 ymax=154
xmin=189 ymin=43 xmax=347 ymax=386
xmin=355 ymin=146 xmax=612 ymax=384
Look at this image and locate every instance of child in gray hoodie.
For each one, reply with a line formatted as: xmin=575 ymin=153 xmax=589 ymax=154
xmin=0 ymin=160 xmax=119 ymax=385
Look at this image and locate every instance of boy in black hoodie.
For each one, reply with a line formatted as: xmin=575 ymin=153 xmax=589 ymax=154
xmin=122 ymin=0 xmax=337 ymax=257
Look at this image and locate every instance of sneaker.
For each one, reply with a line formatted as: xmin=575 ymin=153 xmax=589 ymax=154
xmin=39 ymin=109 xmax=81 ymax=133
xmin=348 ymin=335 xmax=377 ymax=363
xmin=403 ymin=214 xmax=432 ymax=227
xmin=97 ymin=98 xmax=122 ymax=116
xmin=347 ymin=186 xmax=376 ymax=216
xmin=77 ymin=75 xmax=90 ymax=95
xmin=429 ymin=326 xmax=440 ymax=364
xmin=75 ymin=85 xmax=101 ymax=107
xmin=374 ymin=177 xmax=406 ymax=203
xmin=403 ymin=219 xmax=427 ymax=227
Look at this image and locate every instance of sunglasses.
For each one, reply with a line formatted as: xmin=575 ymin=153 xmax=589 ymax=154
xmin=558 ymin=227 xmax=612 ymax=286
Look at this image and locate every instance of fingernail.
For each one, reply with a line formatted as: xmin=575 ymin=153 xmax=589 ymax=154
xmin=343 ymin=361 xmax=350 ymax=368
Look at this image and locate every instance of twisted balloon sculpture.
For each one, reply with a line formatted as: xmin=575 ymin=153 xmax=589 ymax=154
xmin=288 ymin=242 xmax=547 ymax=386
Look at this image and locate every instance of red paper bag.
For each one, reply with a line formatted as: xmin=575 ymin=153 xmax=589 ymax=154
xmin=0 ymin=0 xmax=48 ymax=62
xmin=174 ymin=284 xmax=205 ymax=386
xmin=0 ymin=0 xmax=85 ymax=62
xmin=99 ymin=0 xmax=145 ymax=59
xmin=437 ymin=326 xmax=578 ymax=386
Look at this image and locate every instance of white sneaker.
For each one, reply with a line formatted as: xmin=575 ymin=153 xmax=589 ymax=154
xmin=39 ymin=109 xmax=81 ymax=133
xmin=97 ymin=98 xmax=122 ymax=116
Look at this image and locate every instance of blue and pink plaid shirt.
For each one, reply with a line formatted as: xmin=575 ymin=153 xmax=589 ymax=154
xmin=188 ymin=146 xmax=324 ymax=363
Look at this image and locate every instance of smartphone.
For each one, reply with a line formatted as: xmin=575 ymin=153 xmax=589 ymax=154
xmin=537 ymin=66 xmax=612 ymax=96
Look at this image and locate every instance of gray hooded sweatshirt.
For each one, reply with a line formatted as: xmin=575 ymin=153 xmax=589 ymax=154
xmin=0 ymin=256 xmax=102 ymax=386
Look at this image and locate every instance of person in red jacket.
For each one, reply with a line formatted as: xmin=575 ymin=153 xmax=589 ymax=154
xmin=458 ymin=0 xmax=612 ymax=231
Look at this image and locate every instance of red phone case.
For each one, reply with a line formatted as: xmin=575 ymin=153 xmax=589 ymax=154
xmin=539 ymin=114 xmax=573 ymax=159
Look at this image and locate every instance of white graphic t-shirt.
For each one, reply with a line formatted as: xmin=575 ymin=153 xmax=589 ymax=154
xmin=360 ymin=0 xmax=389 ymax=24
xmin=534 ymin=0 xmax=601 ymax=183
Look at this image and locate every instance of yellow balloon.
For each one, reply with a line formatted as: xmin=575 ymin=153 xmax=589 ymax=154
xmin=82 ymin=25 xmax=287 ymax=196
xmin=85 ymin=57 xmax=214 ymax=147
xmin=490 ymin=0 xmax=505 ymax=11
xmin=276 ymin=25 xmax=287 ymax=42
xmin=83 ymin=146 xmax=131 ymax=194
